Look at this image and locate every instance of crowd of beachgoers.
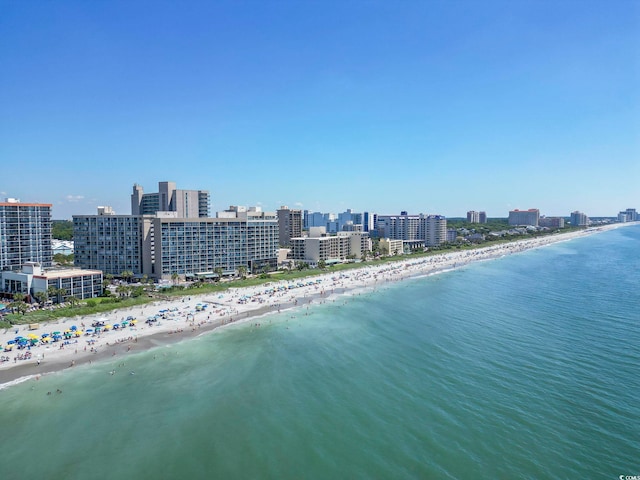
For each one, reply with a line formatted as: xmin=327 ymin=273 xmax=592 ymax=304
xmin=0 ymin=223 xmax=626 ymax=385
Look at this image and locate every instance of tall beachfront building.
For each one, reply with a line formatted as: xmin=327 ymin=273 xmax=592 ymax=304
xmin=570 ymin=211 xmax=589 ymax=227
xmin=467 ymin=211 xmax=480 ymax=223
xmin=508 ymin=209 xmax=540 ymax=227
xmin=73 ymin=209 xmax=148 ymax=276
xmin=131 ymin=181 xmax=210 ymax=218
xmin=277 ymin=206 xmax=302 ymax=247
xmin=376 ymin=213 xmax=423 ymax=241
xmin=467 ymin=211 xmax=487 ymax=223
xmin=0 ymin=198 xmax=52 ymax=271
xmin=74 ymin=206 xmax=278 ymax=280
xmin=425 ymin=215 xmax=447 ymax=247
xmin=376 ymin=212 xmax=447 ymax=247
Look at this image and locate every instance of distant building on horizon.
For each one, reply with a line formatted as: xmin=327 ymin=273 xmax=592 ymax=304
xmin=616 ymin=208 xmax=637 ymax=223
xmin=0 ymin=198 xmax=52 ymax=271
xmin=620 ymin=208 xmax=638 ymax=222
xmin=466 ymin=210 xmax=487 ymax=224
xmin=539 ymin=216 xmax=565 ymax=228
xmin=508 ymin=209 xmax=539 ymax=227
xmin=131 ymin=181 xmax=210 ymax=218
xmin=467 ymin=211 xmax=480 ymax=223
xmin=570 ymin=211 xmax=589 ymax=227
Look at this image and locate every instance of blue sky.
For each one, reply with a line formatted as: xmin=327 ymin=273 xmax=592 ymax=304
xmin=1 ymin=0 xmax=638 ymax=219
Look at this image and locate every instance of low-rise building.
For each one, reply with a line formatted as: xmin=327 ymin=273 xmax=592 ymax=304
xmin=1 ymin=262 xmax=102 ymax=303
xmin=379 ymin=238 xmax=404 ymax=256
xmin=289 ymin=228 xmax=371 ymax=265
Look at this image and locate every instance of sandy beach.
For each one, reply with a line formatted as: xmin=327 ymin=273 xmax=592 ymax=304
xmin=0 ymin=224 xmax=628 ymax=387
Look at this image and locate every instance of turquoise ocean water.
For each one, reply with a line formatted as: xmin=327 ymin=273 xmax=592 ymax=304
xmin=1 ymin=226 xmax=638 ymax=479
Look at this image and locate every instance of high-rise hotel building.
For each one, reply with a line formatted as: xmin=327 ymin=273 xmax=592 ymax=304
xmin=570 ymin=211 xmax=589 ymax=227
xmin=131 ymin=181 xmax=210 ymax=218
xmin=0 ymin=199 xmax=52 ymax=271
xmin=74 ymin=206 xmax=278 ymax=279
xmin=508 ymin=209 xmax=540 ymax=227
xmin=376 ymin=212 xmax=447 ymax=247
xmin=277 ymin=206 xmax=302 ymax=247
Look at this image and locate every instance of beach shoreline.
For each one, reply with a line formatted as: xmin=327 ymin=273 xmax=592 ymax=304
xmin=0 ymin=223 xmax=631 ymax=388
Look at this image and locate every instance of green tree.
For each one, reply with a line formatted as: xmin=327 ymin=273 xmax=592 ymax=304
xmin=53 ymin=253 xmax=74 ymax=266
xmin=52 ymin=220 xmax=73 ymax=240
xmin=12 ymin=292 xmax=27 ymax=303
xmin=237 ymin=265 xmax=247 ymax=279
xmin=34 ymin=291 xmax=48 ymax=305
xmin=57 ymin=288 xmax=67 ymax=303
xmin=120 ymin=270 xmax=134 ymax=283
xmin=13 ymin=301 xmax=28 ymax=315
xmin=116 ymin=285 xmax=131 ymax=298
xmin=214 ymin=267 xmax=223 ymax=282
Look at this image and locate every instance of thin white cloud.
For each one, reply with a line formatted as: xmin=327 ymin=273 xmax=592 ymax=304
xmin=65 ymin=195 xmax=85 ymax=202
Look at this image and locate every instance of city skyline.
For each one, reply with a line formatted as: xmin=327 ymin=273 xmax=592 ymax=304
xmin=2 ymin=1 xmax=638 ymax=219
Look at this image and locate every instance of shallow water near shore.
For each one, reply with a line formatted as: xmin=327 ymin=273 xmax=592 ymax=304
xmin=1 ymin=225 xmax=639 ymax=479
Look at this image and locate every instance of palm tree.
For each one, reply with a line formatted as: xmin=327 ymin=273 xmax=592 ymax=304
xmin=13 ymin=300 xmax=28 ymax=315
xmin=121 ymin=270 xmax=134 ymax=283
xmin=58 ymin=288 xmax=67 ymax=303
xmin=214 ymin=267 xmax=223 ymax=282
xmin=34 ymin=290 xmax=48 ymax=305
xmin=237 ymin=265 xmax=247 ymax=280
xmin=12 ymin=292 xmax=27 ymax=303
